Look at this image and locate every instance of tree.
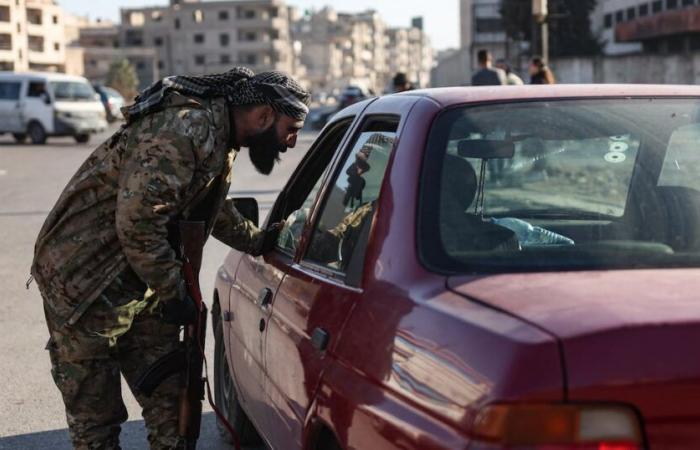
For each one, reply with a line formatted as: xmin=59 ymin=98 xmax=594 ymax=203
xmin=500 ymin=0 xmax=602 ymax=58
xmin=106 ymin=59 xmax=139 ymax=101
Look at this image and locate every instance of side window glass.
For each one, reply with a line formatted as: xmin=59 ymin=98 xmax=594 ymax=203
xmin=304 ymin=118 xmax=399 ymax=281
xmin=0 ymin=81 xmax=21 ymax=100
xmin=658 ymin=123 xmax=700 ymax=191
xmin=275 ymin=119 xmax=354 ymax=256
xmin=27 ymin=81 xmax=46 ymax=97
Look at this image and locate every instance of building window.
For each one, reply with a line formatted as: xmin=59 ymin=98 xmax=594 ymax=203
xmin=640 ymin=4 xmax=649 ymax=16
xmin=52 ymin=15 xmax=58 ymax=24
xmin=242 ymin=53 xmax=257 ymax=65
xmin=475 ymin=17 xmax=504 ymax=33
xmin=54 ymin=42 xmax=59 ymax=51
xmin=125 ymin=30 xmax=143 ymax=46
xmin=238 ymin=8 xmax=256 ymax=19
xmin=683 ymin=0 xmax=695 ymax=6
xmin=27 ymin=81 xmax=46 ymax=97
xmin=269 ymin=29 xmax=279 ymax=40
xmin=129 ymin=12 xmax=144 ymax=26
xmin=652 ymin=1 xmax=663 ymax=12
xmin=0 ymin=6 xmax=9 ymax=22
xmin=667 ymin=0 xmax=679 ymax=8
xmin=194 ymin=55 xmax=205 ymax=65
xmin=220 ymin=54 xmax=230 ymax=64
xmin=154 ymin=36 xmax=163 ymax=46
xmin=174 ymin=17 xmax=180 ymax=29
xmin=26 ymin=8 xmax=42 ymax=25
xmin=90 ymin=59 xmax=97 ymax=67
xmin=239 ymin=31 xmax=257 ymax=41
xmin=194 ymin=33 xmax=205 ymax=44
xmin=193 ymin=9 xmax=203 ymax=23
xmin=17 ymin=49 xmax=21 ymax=61
xmin=151 ymin=11 xmax=162 ymax=22
xmin=157 ymin=60 xmax=164 ymax=70
xmin=269 ymin=7 xmax=279 ymax=17
xmin=627 ymin=7 xmax=636 ymax=20
xmin=218 ymin=10 xmax=229 ymax=20
xmin=28 ymin=35 xmax=44 ymax=52
xmin=604 ymin=13 xmax=613 ymax=28
xmin=136 ymin=61 xmax=145 ymax=70
xmin=615 ymin=10 xmax=624 ymax=23
xmin=219 ymin=33 xmax=229 ymax=46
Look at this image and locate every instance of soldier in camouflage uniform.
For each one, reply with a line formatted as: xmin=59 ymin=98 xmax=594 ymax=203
xmin=31 ymin=68 xmax=310 ymax=450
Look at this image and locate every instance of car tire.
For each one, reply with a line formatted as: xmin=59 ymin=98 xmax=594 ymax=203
xmin=214 ymin=317 xmax=263 ymax=446
xmin=74 ymin=134 xmax=90 ymax=144
xmin=12 ymin=133 xmax=26 ymax=143
xmin=28 ymin=122 xmax=47 ymax=145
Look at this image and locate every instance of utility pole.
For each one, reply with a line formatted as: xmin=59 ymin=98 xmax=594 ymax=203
xmin=532 ymin=0 xmax=549 ymax=62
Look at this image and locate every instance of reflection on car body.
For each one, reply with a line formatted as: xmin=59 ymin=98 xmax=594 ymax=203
xmin=213 ymin=85 xmax=700 ymax=450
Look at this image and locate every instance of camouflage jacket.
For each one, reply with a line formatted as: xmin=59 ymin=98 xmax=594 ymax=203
xmin=32 ymin=92 xmax=264 ymax=327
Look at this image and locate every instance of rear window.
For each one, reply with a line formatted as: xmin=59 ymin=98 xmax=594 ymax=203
xmin=419 ymin=98 xmax=700 ymax=273
xmin=50 ymin=81 xmax=96 ymax=101
xmin=0 ymin=81 xmax=20 ymax=100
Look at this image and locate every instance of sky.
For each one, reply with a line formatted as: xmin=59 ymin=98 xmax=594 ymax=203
xmin=58 ymin=0 xmax=460 ymax=50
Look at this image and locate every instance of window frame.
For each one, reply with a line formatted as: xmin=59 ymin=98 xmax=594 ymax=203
xmin=270 ymin=117 xmax=358 ymax=260
xmin=298 ymin=114 xmax=401 ymax=286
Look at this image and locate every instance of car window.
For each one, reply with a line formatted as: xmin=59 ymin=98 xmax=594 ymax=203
xmin=275 ymin=118 xmax=355 ymax=256
xmin=303 ymin=117 xmax=399 ymax=283
xmin=50 ymin=81 xmax=95 ymax=101
xmin=27 ymin=81 xmax=47 ymax=97
xmin=0 ymin=81 xmax=21 ymax=100
xmin=419 ymin=98 xmax=700 ymax=273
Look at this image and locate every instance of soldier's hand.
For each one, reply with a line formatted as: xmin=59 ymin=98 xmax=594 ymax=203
xmin=161 ymin=294 xmax=198 ymax=325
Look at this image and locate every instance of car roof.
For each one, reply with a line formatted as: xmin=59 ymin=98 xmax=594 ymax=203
xmin=396 ymin=84 xmax=700 ymax=107
xmin=0 ymin=71 xmax=90 ymax=83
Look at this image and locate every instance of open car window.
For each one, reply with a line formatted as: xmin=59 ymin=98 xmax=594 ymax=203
xmin=275 ymin=118 xmax=355 ymax=257
xmin=420 ymin=98 xmax=700 ymax=273
xmin=303 ymin=117 xmax=399 ymax=285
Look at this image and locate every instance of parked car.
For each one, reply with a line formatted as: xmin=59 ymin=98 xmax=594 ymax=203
xmin=337 ymin=85 xmax=372 ymax=110
xmin=0 ymin=71 xmax=107 ymax=144
xmin=213 ymin=85 xmax=700 ymax=450
xmin=93 ymin=85 xmax=125 ymax=122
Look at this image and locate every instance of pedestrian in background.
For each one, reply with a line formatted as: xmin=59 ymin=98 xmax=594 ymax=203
xmin=392 ymin=72 xmax=413 ymax=93
xmin=529 ymin=56 xmax=556 ymax=84
xmin=495 ymin=59 xmax=524 ymax=85
xmin=471 ymin=49 xmax=507 ymax=86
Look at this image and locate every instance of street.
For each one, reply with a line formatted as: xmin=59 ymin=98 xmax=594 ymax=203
xmin=0 ymin=124 xmax=317 ymax=449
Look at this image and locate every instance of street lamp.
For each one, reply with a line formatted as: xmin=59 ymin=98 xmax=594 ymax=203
xmin=532 ymin=0 xmax=549 ymax=62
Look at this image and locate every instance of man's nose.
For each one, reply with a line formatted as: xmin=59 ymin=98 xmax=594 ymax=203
xmin=286 ymin=133 xmax=298 ymax=148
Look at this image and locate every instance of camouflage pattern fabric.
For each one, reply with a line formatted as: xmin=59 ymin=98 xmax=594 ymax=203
xmin=32 ymin=91 xmax=263 ymax=328
xmin=45 ymin=268 xmax=181 ymax=450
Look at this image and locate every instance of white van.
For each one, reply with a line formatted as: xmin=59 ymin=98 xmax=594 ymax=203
xmin=0 ymin=71 xmax=108 ymax=144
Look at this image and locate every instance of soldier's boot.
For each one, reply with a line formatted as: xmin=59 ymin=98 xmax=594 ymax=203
xmin=48 ymin=346 xmax=127 ymax=450
xmin=119 ymin=309 xmax=181 ymax=450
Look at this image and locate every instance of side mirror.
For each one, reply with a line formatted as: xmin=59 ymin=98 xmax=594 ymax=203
xmin=41 ymin=92 xmax=51 ymax=105
xmin=232 ymin=197 xmax=259 ymax=227
xmin=458 ymin=139 xmax=515 ymax=160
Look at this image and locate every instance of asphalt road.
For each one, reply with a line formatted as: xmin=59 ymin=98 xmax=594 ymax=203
xmin=0 ymin=124 xmax=316 ymax=449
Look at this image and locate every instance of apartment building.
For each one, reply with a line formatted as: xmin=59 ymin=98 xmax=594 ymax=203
xmin=119 ymin=0 xmax=296 ymax=78
xmin=594 ymin=0 xmax=700 ymax=54
xmin=295 ymin=7 xmax=432 ymax=97
xmin=0 ymin=0 xmax=66 ymax=72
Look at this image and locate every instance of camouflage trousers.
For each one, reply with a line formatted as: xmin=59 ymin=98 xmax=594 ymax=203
xmin=44 ymin=268 xmax=181 ymax=450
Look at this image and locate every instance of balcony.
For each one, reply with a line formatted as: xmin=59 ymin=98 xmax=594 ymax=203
xmin=616 ymin=6 xmax=700 ymax=42
xmin=0 ymin=33 xmax=10 ymax=50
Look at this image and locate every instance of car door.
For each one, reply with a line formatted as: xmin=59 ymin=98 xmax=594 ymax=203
xmin=263 ymin=116 xmax=401 ymax=449
xmin=0 ymin=79 xmax=24 ymax=132
xmin=24 ymin=79 xmax=53 ymax=132
xmin=228 ymin=116 xmax=359 ymax=432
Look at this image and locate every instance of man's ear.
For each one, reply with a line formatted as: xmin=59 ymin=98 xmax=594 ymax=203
xmin=256 ymin=105 xmax=275 ymax=129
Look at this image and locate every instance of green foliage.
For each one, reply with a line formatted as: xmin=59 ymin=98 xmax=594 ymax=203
xmin=500 ymin=0 xmax=602 ymax=57
xmin=106 ymin=59 xmax=139 ymax=101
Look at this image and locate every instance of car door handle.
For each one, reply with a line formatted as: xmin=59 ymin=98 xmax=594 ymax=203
xmin=311 ymin=327 xmax=330 ymax=352
xmin=257 ymin=287 xmax=273 ymax=309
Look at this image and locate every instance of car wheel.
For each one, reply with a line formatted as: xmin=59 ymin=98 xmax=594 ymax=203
xmin=28 ymin=122 xmax=47 ymax=145
xmin=74 ymin=134 xmax=90 ymax=144
xmin=12 ymin=133 xmax=26 ymax=143
xmin=214 ymin=317 xmax=262 ymax=445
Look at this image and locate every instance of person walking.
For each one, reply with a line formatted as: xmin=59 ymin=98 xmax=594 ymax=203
xmin=392 ymin=72 xmax=413 ymax=93
xmin=471 ymin=49 xmax=507 ymax=86
xmin=495 ymin=59 xmax=524 ymax=85
xmin=529 ymin=56 xmax=556 ymax=84
xmin=30 ymin=67 xmax=310 ymax=450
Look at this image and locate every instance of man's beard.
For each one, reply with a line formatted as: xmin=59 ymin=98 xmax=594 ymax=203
xmin=247 ymin=124 xmax=286 ymax=175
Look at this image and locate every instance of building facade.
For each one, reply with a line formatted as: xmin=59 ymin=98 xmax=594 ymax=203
xmin=119 ymin=0 xmax=296 ymax=78
xmin=0 ymin=0 xmax=67 ymax=72
xmin=594 ymin=0 xmax=700 ymax=54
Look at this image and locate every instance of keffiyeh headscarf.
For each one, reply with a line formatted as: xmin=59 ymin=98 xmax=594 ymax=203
xmin=123 ymin=67 xmax=311 ymax=124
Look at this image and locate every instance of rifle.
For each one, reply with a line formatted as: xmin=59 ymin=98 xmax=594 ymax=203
xmin=136 ymin=220 xmax=239 ymax=450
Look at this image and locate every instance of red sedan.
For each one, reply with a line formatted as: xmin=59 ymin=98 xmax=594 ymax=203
xmin=212 ymin=85 xmax=700 ymax=450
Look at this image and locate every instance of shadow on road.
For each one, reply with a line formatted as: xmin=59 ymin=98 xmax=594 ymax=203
xmin=0 ymin=412 xmax=258 ymax=450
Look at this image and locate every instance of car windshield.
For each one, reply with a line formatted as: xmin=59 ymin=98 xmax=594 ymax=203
xmin=50 ymin=81 xmax=96 ymax=101
xmin=419 ymin=98 xmax=700 ymax=272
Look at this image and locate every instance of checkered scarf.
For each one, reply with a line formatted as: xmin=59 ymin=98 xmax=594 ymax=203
xmin=123 ymin=67 xmax=311 ymax=124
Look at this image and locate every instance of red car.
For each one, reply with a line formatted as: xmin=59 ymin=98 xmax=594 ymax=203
xmin=213 ymin=85 xmax=700 ymax=450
